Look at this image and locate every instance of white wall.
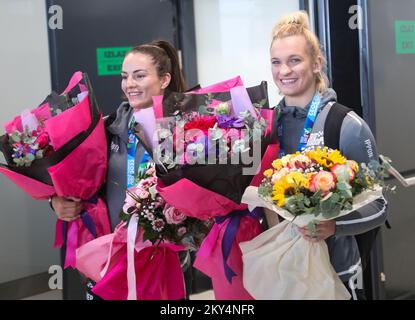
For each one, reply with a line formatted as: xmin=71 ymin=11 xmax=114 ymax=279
xmin=0 ymin=0 xmax=59 ymax=283
xmin=194 ymin=0 xmax=300 ymax=107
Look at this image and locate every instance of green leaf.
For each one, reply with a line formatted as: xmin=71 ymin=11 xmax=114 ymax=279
xmin=13 ymin=158 xmax=24 ymax=166
xmin=26 ymin=153 xmax=35 ymax=160
xmin=307 ymin=221 xmax=317 ymax=235
xmin=337 ymin=181 xmax=351 ymax=191
xmin=35 ymin=149 xmax=44 ymax=159
xmin=322 ymin=206 xmax=341 ymax=219
xmin=198 ymin=105 xmax=214 ymax=115
xmin=344 ymin=202 xmax=353 ymax=211
xmin=330 ymin=192 xmax=340 ymax=203
xmin=339 ymin=189 xmax=353 ymax=199
xmin=10 ymin=132 xmax=21 ymax=143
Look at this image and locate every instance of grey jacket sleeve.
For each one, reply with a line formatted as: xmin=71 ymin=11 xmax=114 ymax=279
xmin=335 ymin=111 xmax=388 ymax=236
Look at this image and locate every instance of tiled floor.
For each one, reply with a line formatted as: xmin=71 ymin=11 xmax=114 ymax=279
xmin=22 ymin=290 xmax=63 ymax=300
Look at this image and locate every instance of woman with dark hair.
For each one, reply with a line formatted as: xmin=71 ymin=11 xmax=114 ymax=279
xmin=50 ymin=40 xmax=189 ymax=299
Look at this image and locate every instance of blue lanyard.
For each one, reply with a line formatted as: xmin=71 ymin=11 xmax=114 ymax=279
xmin=126 ymin=117 xmax=151 ymax=188
xmin=278 ymin=94 xmax=322 ymax=156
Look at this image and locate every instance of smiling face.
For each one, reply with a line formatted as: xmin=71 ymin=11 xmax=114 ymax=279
xmin=121 ymin=52 xmax=171 ymax=110
xmin=271 ymin=35 xmax=322 ymax=107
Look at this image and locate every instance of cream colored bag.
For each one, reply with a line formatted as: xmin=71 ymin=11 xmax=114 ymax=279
xmin=240 ymin=186 xmax=383 ymax=300
xmin=240 ymin=220 xmax=350 ymax=300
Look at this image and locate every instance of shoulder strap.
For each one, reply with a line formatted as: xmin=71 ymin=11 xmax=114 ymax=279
xmin=323 ymin=103 xmax=352 ymax=150
xmin=270 ymin=106 xmax=280 ymax=144
xmin=324 ymin=103 xmax=383 ymax=272
xmin=104 ymin=111 xmax=117 ymax=147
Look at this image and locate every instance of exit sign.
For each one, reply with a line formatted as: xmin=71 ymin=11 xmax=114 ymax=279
xmin=395 ymin=21 xmax=415 ymax=54
xmin=96 ymin=46 xmax=133 ymax=76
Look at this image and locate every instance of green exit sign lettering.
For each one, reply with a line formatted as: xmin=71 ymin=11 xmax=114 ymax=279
xmin=395 ymin=21 xmax=415 ymax=54
xmin=96 ymin=46 xmax=133 ymax=76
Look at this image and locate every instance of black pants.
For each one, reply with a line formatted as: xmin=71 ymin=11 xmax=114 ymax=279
xmin=85 ymin=279 xmax=103 ymax=300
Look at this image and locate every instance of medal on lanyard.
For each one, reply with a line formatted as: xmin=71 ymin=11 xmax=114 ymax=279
xmin=278 ymin=94 xmax=322 ymax=156
xmin=126 ymin=116 xmax=151 ymax=188
xmin=126 ymin=117 xmax=137 ymax=189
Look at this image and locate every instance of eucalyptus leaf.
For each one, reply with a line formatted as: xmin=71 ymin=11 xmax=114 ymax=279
xmin=11 ymin=132 xmax=21 ymax=143
xmin=35 ymin=149 xmax=44 ymax=159
xmin=307 ymin=221 xmax=317 ymax=235
xmin=25 ymin=153 xmax=35 ymax=162
xmin=339 ymin=189 xmax=353 ymax=198
xmin=337 ymin=182 xmax=351 ymax=191
xmin=13 ymin=158 xmax=23 ymax=166
xmin=344 ymin=202 xmax=353 ymax=211
xmin=330 ymin=193 xmax=340 ymax=203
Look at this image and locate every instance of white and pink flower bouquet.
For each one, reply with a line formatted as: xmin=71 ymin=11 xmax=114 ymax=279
xmin=0 ymin=71 xmax=111 ymax=269
xmin=240 ymin=147 xmax=389 ymax=300
xmin=76 ymin=163 xmax=210 ymax=300
xmin=120 ymin=164 xmax=211 ymax=248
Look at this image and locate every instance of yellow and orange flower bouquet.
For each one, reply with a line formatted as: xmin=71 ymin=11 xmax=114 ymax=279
xmin=240 ymin=147 xmax=390 ymax=300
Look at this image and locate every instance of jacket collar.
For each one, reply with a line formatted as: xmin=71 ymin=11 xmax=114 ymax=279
xmin=277 ymin=88 xmax=338 ymax=119
xmin=106 ymin=102 xmax=133 ymax=144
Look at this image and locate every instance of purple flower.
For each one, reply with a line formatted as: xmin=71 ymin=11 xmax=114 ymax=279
xmin=232 ymin=117 xmax=245 ymax=128
xmin=216 ymin=115 xmax=233 ymax=128
xmin=216 ymin=115 xmax=245 ymax=129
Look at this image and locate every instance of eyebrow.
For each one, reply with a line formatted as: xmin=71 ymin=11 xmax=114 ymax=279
xmin=121 ymin=69 xmax=147 ymax=74
xmin=271 ymin=55 xmax=302 ymax=60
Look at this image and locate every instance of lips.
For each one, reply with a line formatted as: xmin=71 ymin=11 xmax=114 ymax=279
xmin=280 ymin=79 xmax=298 ymax=85
xmin=127 ymin=91 xmax=143 ymax=98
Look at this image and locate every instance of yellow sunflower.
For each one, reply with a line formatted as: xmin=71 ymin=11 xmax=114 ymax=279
xmin=327 ymin=149 xmax=346 ymax=166
xmin=285 ymin=171 xmax=308 ymax=189
xmin=306 ymin=147 xmax=346 ymax=168
xmin=272 ymin=175 xmax=292 ymax=206
xmin=272 ymin=193 xmax=285 ymax=206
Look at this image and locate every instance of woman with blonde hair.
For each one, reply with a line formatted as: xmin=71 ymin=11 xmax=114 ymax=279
xmin=268 ymin=11 xmax=387 ymax=299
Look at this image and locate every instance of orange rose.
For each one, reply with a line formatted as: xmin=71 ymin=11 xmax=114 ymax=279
xmin=347 ymin=160 xmax=359 ymax=172
xmin=331 ymin=163 xmax=355 ymax=182
xmin=309 ymin=171 xmax=336 ymax=193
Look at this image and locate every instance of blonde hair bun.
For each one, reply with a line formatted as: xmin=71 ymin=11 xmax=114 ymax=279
xmin=272 ymin=11 xmax=310 ymax=37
